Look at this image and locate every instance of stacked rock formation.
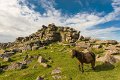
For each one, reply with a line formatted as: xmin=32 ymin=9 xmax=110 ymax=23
xmin=15 ymin=23 xmax=80 ymax=44
xmin=0 ymin=23 xmax=80 ymax=52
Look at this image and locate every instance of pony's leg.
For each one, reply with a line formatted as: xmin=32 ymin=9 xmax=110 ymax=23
xmin=91 ymin=61 xmax=95 ymax=70
xmin=81 ymin=63 xmax=84 ymax=73
xmin=78 ymin=61 xmax=81 ymax=71
xmin=78 ymin=64 xmax=80 ymax=71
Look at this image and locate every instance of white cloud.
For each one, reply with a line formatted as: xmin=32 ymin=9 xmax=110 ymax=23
xmin=0 ymin=0 xmax=120 ymax=42
xmin=0 ymin=0 xmax=42 ymax=42
xmin=81 ymin=27 xmax=120 ymax=38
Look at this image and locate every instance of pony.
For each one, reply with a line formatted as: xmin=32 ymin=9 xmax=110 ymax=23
xmin=71 ymin=49 xmax=95 ymax=73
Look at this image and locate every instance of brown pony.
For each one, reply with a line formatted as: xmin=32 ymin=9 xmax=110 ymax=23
xmin=71 ymin=49 xmax=95 ymax=73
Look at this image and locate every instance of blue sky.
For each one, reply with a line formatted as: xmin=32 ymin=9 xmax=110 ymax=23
xmin=0 ymin=0 xmax=120 ymax=42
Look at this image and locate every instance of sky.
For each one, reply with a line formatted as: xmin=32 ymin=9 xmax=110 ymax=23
xmin=0 ymin=0 xmax=120 ymax=42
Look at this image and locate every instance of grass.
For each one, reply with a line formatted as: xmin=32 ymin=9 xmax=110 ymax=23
xmin=90 ymin=48 xmax=105 ymax=55
xmin=0 ymin=42 xmax=120 ymax=80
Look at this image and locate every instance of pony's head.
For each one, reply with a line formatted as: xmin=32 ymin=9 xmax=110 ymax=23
xmin=71 ymin=49 xmax=77 ymax=58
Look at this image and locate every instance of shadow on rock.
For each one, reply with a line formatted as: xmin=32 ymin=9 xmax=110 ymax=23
xmin=95 ymin=63 xmax=115 ymax=72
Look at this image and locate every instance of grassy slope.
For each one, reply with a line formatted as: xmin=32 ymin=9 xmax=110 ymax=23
xmin=0 ymin=43 xmax=120 ymax=80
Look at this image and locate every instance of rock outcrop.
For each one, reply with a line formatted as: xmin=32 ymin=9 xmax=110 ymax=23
xmin=15 ymin=23 xmax=80 ymax=44
xmin=0 ymin=23 xmax=80 ymax=53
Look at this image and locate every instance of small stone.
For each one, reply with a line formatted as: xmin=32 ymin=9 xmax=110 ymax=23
xmin=36 ymin=76 xmax=44 ymax=80
xmin=51 ymin=67 xmax=61 ymax=75
xmin=40 ymin=63 xmax=48 ymax=68
xmin=32 ymin=46 xmax=39 ymax=50
xmin=37 ymin=56 xmax=48 ymax=68
xmin=3 ymin=57 xmax=11 ymax=62
xmin=38 ymin=56 xmax=47 ymax=63
xmin=52 ymin=75 xmax=62 ymax=80
xmin=92 ymin=45 xmax=102 ymax=49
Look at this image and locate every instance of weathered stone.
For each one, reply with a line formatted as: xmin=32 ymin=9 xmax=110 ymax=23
xmin=16 ymin=37 xmax=24 ymax=42
xmin=32 ymin=46 xmax=39 ymax=50
xmin=5 ymin=51 xmax=15 ymax=54
xmin=52 ymin=75 xmax=62 ymax=80
xmin=0 ymin=52 xmax=14 ymax=58
xmin=47 ymin=23 xmax=57 ymax=31
xmin=105 ymin=50 xmax=120 ymax=55
xmin=57 ymin=27 xmax=64 ymax=32
xmin=96 ymin=40 xmax=118 ymax=44
xmin=24 ymin=37 xmax=30 ymax=41
xmin=96 ymin=53 xmax=119 ymax=64
xmin=89 ymin=39 xmax=98 ymax=43
xmin=36 ymin=76 xmax=44 ymax=80
xmin=21 ymin=45 xmax=32 ymax=52
xmin=106 ymin=40 xmax=118 ymax=44
xmin=114 ymin=55 xmax=120 ymax=61
xmin=104 ymin=53 xmax=116 ymax=64
xmin=79 ymin=36 xmax=84 ymax=40
xmin=0 ymin=43 xmax=9 ymax=49
xmin=33 ymin=40 xmax=42 ymax=46
xmin=38 ymin=56 xmax=47 ymax=63
xmin=84 ymin=37 xmax=91 ymax=41
xmin=116 ymin=43 xmax=120 ymax=48
xmin=105 ymin=45 xmax=116 ymax=50
xmin=11 ymin=48 xmax=22 ymax=53
xmin=0 ymin=49 xmax=5 ymax=53
xmin=76 ymin=42 xmax=90 ymax=49
xmin=7 ymin=62 xmax=26 ymax=70
xmin=92 ymin=45 xmax=102 ymax=49
xmin=106 ymin=44 xmax=120 ymax=50
xmin=51 ymin=67 xmax=61 ymax=75
xmin=40 ymin=63 xmax=48 ymax=68
xmin=104 ymin=45 xmax=120 ymax=55
xmin=37 ymin=56 xmax=48 ymax=67
xmin=3 ymin=57 xmax=11 ymax=62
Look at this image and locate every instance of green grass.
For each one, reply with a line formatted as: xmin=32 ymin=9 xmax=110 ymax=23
xmin=0 ymin=43 xmax=120 ymax=80
xmin=90 ymin=48 xmax=105 ymax=56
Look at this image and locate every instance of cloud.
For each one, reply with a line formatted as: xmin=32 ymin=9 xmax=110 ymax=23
xmin=0 ymin=0 xmax=42 ymax=42
xmin=81 ymin=27 xmax=120 ymax=39
xmin=0 ymin=0 xmax=120 ymax=42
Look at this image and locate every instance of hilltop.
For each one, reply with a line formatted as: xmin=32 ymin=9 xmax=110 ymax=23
xmin=0 ymin=24 xmax=120 ymax=80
